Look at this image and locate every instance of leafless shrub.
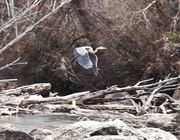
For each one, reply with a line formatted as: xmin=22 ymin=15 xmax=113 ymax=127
xmin=0 ymin=0 xmax=179 ymax=93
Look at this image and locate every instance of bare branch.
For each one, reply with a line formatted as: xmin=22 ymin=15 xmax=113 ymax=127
xmin=9 ymin=0 xmax=18 ymax=37
xmin=0 ymin=0 xmax=41 ymax=33
xmin=0 ymin=58 xmax=27 ymax=71
xmin=130 ymin=0 xmax=157 ymax=26
xmin=0 ymin=0 xmax=72 ymax=55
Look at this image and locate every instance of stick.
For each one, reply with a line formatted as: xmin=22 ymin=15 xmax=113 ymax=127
xmin=0 ymin=83 xmax=51 ymax=96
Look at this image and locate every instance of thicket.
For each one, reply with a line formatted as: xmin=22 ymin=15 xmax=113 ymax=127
xmin=0 ymin=0 xmax=179 ymax=94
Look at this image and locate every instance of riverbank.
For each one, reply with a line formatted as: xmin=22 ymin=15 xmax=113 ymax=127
xmin=0 ymin=76 xmax=179 ymax=139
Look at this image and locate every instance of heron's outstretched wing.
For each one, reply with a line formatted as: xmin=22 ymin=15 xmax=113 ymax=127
xmin=73 ymin=47 xmax=87 ymax=58
xmin=73 ymin=48 xmax=93 ymax=69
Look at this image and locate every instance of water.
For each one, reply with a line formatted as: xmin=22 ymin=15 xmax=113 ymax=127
xmin=0 ymin=114 xmax=75 ymax=133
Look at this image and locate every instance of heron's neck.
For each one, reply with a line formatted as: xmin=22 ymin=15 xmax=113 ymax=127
xmin=83 ymin=46 xmax=99 ymax=53
xmin=94 ymin=48 xmax=99 ymax=53
xmin=88 ymin=47 xmax=99 ymax=53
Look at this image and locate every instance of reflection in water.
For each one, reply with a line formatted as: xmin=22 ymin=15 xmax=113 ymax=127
xmin=0 ymin=114 xmax=75 ymax=133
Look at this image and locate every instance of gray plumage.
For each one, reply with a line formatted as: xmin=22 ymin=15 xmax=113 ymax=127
xmin=73 ymin=46 xmax=106 ymax=75
xmin=73 ymin=47 xmax=93 ymax=69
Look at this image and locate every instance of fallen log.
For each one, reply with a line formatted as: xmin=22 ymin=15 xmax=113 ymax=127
xmin=0 ymin=95 xmax=24 ymax=106
xmin=0 ymin=83 xmax=52 ymax=96
xmin=20 ymin=76 xmax=180 ymax=107
xmin=44 ymin=104 xmax=136 ymax=113
xmin=42 ymin=104 xmax=137 ymax=115
xmin=0 ymin=106 xmax=34 ymax=114
xmin=21 ymin=91 xmax=90 ymax=105
xmin=78 ymin=76 xmax=180 ymax=103
xmin=0 ymin=79 xmax=17 ymax=83
xmin=0 ymin=79 xmax=17 ymax=91
xmin=85 ymin=104 xmax=136 ymax=114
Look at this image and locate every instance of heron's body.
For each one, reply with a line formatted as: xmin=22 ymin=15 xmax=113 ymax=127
xmin=73 ymin=46 xmax=106 ymax=75
xmin=73 ymin=46 xmax=93 ymax=69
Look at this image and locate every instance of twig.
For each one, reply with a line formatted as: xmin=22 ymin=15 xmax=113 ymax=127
xmin=0 ymin=79 xmax=17 ymax=83
xmin=0 ymin=0 xmax=72 ymax=55
xmin=0 ymin=58 xmax=27 ymax=71
xmin=9 ymin=0 xmax=18 ymax=37
xmin=144 ymin=86 xmax=161 ymax=107
xmin=135 ymin=78 xmax=154 ymax=86
xmin=0 ymin=0 xmax=41 ymax=33
xmin=0 ymin=83 xmax=51 ymax=95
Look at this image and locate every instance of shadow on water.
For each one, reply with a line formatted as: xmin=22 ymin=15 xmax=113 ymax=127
xmin=0 ymin=114 xmax=75 ymax=133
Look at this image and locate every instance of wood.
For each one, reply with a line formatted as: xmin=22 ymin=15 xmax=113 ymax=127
xmin=21 ymin=91 xmax=90 ymax=105
xmin=0 ymin=79 xmax=17 ymax=83
xmin=0 ymin=83 xmax=52 ymax=96
xmin=42 ymin=104 xmax=137 ymax=114
xmin=0 ymin=79 xmax=17 ymax=91
xmin=61 ymin=76 xmax=180 ymax=104
xmin=86 ymin=104 xmax=137 ymax=114
xmin=0 ymin=0 xmax=72 ymax=55
xmin=0 ymin=76 xmax=179 ymax=138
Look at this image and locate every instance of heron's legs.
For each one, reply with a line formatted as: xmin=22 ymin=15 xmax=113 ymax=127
xmin=70 ymin=57 xmax=77 ymax=64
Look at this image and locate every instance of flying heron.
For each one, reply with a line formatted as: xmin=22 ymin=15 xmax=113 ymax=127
xmin=73 ymin=46 xmax=107 ymax=75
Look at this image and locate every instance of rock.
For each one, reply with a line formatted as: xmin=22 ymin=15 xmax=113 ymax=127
xmin=137 ymin=128 xmax=177 ymax=140
xmin=0 ymin=130 xmax=34 ymax=140
xmin=84 ymin=135 xmax=140 ymax=140
xmin=0 ymin=123 xmax=15 ymax=131
xmin=42 ymin=135 xmax=53 ymax=140
xmin=53 ymin=119 xmax=178 ymax=140
xmin=29 ymin=128 xmax=52 ymax=140
xmin=0 ymin=124 xmax=34 ymax=140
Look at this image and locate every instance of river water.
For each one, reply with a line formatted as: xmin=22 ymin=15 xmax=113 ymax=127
xmin=0 ymin=114 xmax=75 ymax=133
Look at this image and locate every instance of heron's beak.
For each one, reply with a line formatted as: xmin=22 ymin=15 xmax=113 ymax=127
xmin=102 ymin=47 xmax=107 ymax=50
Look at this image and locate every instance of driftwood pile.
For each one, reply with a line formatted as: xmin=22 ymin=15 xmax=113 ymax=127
xmin=0 ymin=76 xmax=180 ymax=139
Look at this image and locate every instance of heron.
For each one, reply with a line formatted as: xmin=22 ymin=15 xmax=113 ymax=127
xmin=73 ymin=46 xmax=107 ymax=75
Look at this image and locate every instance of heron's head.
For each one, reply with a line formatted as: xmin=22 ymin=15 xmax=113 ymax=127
xmin=97 ymin=46 xmax=107 ymax=50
